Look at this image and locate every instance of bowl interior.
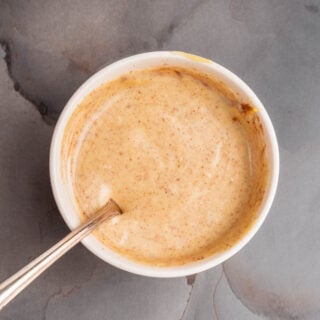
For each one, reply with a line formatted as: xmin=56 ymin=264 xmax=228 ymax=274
xmin=50 ymin=51 xmax=279 ymax=277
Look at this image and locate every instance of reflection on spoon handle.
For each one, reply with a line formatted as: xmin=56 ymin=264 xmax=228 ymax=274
xmin=0 ymin=199 xmax=121 ymax=311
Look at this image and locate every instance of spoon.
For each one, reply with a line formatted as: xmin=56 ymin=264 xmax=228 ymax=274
xmin=0 ymin=199 xmax=122 ymax=311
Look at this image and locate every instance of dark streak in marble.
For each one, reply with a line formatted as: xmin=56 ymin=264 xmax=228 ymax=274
xmin=0 ymin=40 xmax=54 ymax=125
xmin=0 ymin=40 xmax=11 ymax=70
xmin=222 ymin=264 xmax=309 ymax=320
xmin=221 ymin=264 xmax=259 ymax=316
xmin=0 ymin=40 xmax=55 ymax=125
xmin=155 ymin=0 xmax=209 ymax=49
xmin=179 ymin=277 xmax=196 ymax=320
xmin=186 ymin=274 xmax=197 ymax=286
xmin=42 ymin=285 xmax=86 ymax=320
xmin=42 ymin=265 xmax=98 ymax=320
xmin=212 ymin=268 xmax=224 ymax=320
xmin=0 ymin=0 xmax=210 ymax=122
xmin=42 ymin=288 xmax=62 ymax=320
xmin=36 ymin=207 xmax=63 ymax=243
xmin=304 ymin=3 xmax=319 ymax=13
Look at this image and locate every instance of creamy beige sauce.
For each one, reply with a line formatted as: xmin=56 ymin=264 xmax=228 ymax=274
xmin=62 ymin=66 xmax=269 ymax=266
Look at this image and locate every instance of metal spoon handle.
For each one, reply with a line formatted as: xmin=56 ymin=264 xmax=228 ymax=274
xmin=0 ymin=200 xmax=121 ymax=311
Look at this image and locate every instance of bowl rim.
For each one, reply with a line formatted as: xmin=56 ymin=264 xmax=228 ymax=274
xmin=49 ymin=51 xmax=279 ymax=278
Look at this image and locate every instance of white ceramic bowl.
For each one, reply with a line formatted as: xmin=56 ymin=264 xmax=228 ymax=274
xmin=50 ymin=51 xmax=279 ymax=278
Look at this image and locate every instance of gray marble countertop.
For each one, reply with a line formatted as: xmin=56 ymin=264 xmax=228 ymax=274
xmin=0 ymin=1 xmax=319 ymax=319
